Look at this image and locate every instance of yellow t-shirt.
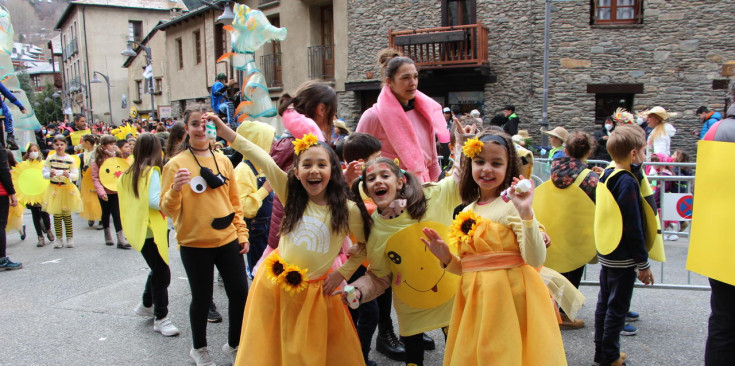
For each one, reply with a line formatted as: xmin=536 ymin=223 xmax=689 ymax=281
xmin=366 ymin=177 xmax=462 ymax=336
xmin=231 ymin=135 xmax=366 ymax=279
xmin=161 ymin=149 xmax=248 ymax=248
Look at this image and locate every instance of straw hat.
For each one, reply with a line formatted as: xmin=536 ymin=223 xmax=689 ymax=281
xmin=334 ymin=119 xmax=351 ymax=134
xmin=511 ymin=129 xmax=531 ymax=144
xmin=642 ymin=106 xmax=674 ymax=121
xmin=541 ymin=126 xmax=569 ymax=141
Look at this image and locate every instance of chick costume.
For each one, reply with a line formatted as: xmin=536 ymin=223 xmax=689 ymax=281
xmin=230 ymin=134 xmax=367 ymax=366
xmin=353 ymin=177 xmax=462 ymax=338
xmin=79 ymin=150 xmax=101 ymax=221
xmin=42 ymin=153 xmax=82 ymax=215
xmin=442 ymin=200 xmax=567 ymax=366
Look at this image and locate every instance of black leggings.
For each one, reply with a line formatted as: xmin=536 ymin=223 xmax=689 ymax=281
xmin=140 ymin=238 xmax=171 ymax=319
xmin=180 ymin=240 xmax=248 ymax=349
xmin=0 ymin=196 xmax=8 ymax=257
xmin=98 ymin=193 xmax=122 ymax=231
xmin=402 ymin=327 xmax=449 ymax=366
xmin=27 ymin=204 xmax=51 ymax=236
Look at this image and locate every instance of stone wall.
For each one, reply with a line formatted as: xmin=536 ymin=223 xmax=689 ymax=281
xmin=346 ymin=0 xmax=735 ymax=157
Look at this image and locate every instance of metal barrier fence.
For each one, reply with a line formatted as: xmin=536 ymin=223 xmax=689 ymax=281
xmin=532 ymin=158 xmax=707 ymax=291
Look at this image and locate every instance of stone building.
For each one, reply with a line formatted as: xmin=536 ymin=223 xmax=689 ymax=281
xmin=54 ymin=0 xmax=187 ymax=124
xmin=341 ymin=0 xmax=735 ymax=155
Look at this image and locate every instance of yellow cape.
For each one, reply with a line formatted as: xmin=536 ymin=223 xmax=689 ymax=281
xmin=595 ymin=169 xmax=665 ymax=262
xmin=118 ymin=167 xmax=169 ymax=264
xmin=533 ymin=169 xmax=596 ymax=273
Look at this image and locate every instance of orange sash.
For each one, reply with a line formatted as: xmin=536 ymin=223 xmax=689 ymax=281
xmin=461 ymin=251 xmax=526 ymax=272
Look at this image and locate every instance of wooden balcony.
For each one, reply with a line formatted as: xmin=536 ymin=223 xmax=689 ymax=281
xmin=389 ymin=23 xmax=489 ymax=69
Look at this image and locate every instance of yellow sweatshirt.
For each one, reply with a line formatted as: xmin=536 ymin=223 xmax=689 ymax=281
xmin=161 ymin=149 xmax=249 ymax=248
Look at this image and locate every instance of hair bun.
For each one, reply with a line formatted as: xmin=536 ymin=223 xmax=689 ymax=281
xmin=377 ymin=48 xmax=402 ymax=66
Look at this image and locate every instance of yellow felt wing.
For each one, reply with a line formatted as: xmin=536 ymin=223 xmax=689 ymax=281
xmin=639 ymin=176 xmax=666 ymax=262
xmin=687 ymin=141 xmax=735 ymax=285
xmin=534 ymin=180 xmax=596 ymax=273
xmin=594 ymin=175 xmax=623 ymax=255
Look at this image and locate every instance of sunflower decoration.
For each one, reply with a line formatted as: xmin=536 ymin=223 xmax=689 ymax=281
xmin=292 ymin=133 xmax=319 ymax=155
xmin=449 ymin=210 xmax=482 ymax=248
xmin=11 ymin=160 xmax=49 ymax=205
xmin=462 ymin=138 xmax=484 ymax=158
xmin=264 ymin=252 xmax=287 ymax=285
xmin=111 ymin=123 xmax=139 ymax=140
xmin=279 ymin=263 xmax=310 ymax=295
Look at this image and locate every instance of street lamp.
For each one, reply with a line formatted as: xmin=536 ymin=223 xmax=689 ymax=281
xmin=122 ymin=41 xmax=156 ymax=120
xmin=202 ymin=0 xmax=234 ymax=25
xmin=90 ymin=71 xmax=114 ymax=125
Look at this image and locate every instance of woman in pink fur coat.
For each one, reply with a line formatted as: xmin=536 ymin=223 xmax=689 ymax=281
xmin=356 ymin=49 xmax=450 ymax=184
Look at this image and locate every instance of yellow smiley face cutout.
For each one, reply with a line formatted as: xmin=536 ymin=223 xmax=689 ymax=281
xmin=385 ymin=222 xmax=459 ymax=309
xmin=100 ymin=157 xmax=130 ymax=191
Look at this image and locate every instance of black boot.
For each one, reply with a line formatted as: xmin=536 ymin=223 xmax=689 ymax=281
xmin=422 ymin=333 xmax=436 ymax=351
xmin=376 ymin=321 xmax=405 ymax=361
xmin=6 ymin=133 xmax=18 ymax=150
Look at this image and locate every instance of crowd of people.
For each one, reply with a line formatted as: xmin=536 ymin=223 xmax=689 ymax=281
xmin=0 ymin=46 xmax=733 ymax=366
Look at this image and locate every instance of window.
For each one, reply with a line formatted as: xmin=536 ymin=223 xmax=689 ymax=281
xmin=129 ymin=21 xmax=143 ymax=42
xmin=214 ymin=23 xmax=228 ymax=58
xmin=135 ymin=80 xmax=142 ymax=102
xmin=155 ymin=78 xmax=163 ymax=94
xmin=442 ymin=0 xmax=476 ymax=26
xmin=592 ymin=0 xmax=641 ymax=24
xmin=194 ymin=30 xmax=202 ymax=64
xmin=176 ymin=38 xmax=183 ymax=70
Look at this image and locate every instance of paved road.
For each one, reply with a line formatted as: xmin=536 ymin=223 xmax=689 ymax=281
xmin=0 ymin=213 xmax=710 ymax=365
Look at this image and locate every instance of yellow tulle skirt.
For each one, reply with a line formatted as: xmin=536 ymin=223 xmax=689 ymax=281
xmin=79 ymin=172 xmax=101 ymax=221
xmin=235 ymin=253 xmax=365 ymax=366
xmin=443 ymin=265 xmax=567 ymax=366
xmin=7 ymin=203 xmax=24 ymax=232
xmin=42 ymin=183 xmax=83 ymax=215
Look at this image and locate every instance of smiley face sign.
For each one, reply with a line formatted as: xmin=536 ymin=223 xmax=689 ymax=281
xmin=100 ymin=157 xmax=130 ymax=191
xmin=385 ymin=221 xmax=459 ymax=309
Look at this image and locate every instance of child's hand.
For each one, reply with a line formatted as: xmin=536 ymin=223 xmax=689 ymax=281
xmin=100 ymin=193 xmax=108 ymax=201
xmin=322 ymin=271 xmax=345 ymax=296
xmin=63 ymin=171 xmax=70 ymax=178
xmin=172 ymin=168 xmax=191 ymax=192
xmin=509 ymin=176 xmax=535 ymax=220
xmin=204 ymin=113 xmax=237 ymax=143
xmin=638 ymin=268 xmax=654 ymax=285
xmin=420 ymin=227 xmax=453 ymax=266
xmin=238 ymin=241 xmax=250 ymax=254
xmin=344 ymin=160 xmax=364 ymax=185
xmin=541 ymin=231 xmax=551 ymax=248
xmin=335 ymin=287 xmax=362 ymax=307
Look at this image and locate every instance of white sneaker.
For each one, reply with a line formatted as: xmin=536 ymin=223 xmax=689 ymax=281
xmin=53 ymin=238 xmax=64 ymax=249
xmin=134 ymin=302 xmax=154 ymax=318
xmin=668 ymin=234 xmax=679 ymax=241
xmin=65 ymin=238 xmax=75 ymax=248
xmin=222 ymin=343 xmax=238 ymax=363
xmin=190 ymin=347 xmax=216 ymax=366
xmin=153 ymin=316 xmax=180 ymax=336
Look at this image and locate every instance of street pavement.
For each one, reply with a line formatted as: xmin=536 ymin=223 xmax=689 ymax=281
xmin=0 ymin=213 xmax=710 ymax=365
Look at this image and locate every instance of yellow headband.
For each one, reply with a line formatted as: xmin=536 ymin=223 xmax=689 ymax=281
xmin=292 ymin=133 xmax=319 ymax=155
xmin=462 ymin=137 xmax=484 ymax=158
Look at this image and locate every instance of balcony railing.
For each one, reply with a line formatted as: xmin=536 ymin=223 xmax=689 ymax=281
xmin=307 ymin=44 xmax=335 ymax=81
xmin=388 ymin=23 xmax=489 ymax=69
xmin=62 ymin=38 xmax=78 ymax=61
xmin=260 ymin=53 xmax=283 ymax=88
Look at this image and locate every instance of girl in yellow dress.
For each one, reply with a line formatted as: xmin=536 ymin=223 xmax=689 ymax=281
xmin=422 ymin=130 xmax=567 ymax=365
xmin=42 ymin=135 xmax=82 ymax=248
xmin=22 ymin=144 xmax=54 ymax=246
xmin=78 ymin=134 xmax=101 ymax=226
xmin=209 ymin=114 xmax=372 ymax=366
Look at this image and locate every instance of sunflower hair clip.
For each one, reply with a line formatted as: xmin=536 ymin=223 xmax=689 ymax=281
xmin=292 ymin=133 xmax=319 ymax=155
xmin=462 ymin=138 xmax=484 ymax=158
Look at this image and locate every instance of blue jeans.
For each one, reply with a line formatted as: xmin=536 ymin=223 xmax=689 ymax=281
xmin=594 ymin=266 xmax=636 ymax=364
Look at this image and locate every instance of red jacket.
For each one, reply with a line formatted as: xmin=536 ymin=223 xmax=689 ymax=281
xmin=267 ymin=135 xmax=295 ymax=249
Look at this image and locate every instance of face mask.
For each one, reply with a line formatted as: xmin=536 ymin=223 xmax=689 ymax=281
xmin=604 ymin=124 xmax=613 ymax=131
xmin=41 ymin=129 xmax=46 ymax=135
xmin=636 ymin=117 xmax=644 ymax=125
xmin=29 ymin=152 xmax=39 ymax=159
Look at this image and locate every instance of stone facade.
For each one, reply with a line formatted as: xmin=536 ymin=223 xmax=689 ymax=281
xmin=345 ymin=0 xmax=735 ymax=156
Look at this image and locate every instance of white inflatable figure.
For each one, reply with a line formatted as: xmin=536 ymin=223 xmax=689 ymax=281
xmin=219 ymin=4 xmax=286 ymax=125
xmin=0 ymin=6 xmax=40 ymax=132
